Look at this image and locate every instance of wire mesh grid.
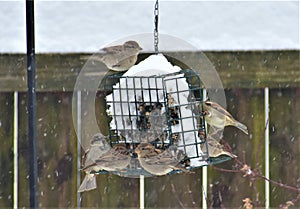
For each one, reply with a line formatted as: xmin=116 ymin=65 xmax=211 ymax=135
xmin=101 ymin=70 xmax=213 ymax=176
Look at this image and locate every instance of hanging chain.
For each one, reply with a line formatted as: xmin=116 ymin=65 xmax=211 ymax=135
xmin=154 ymin=0 xmax=159 ymax=53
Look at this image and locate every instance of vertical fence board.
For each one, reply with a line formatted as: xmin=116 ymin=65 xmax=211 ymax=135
xmin=0 ymin=93 xmax=13 ymax=208
xmin=36 ymin=92 xmax=77 ymax=208
xmin=80 ymin=174 xmax=140 ymax=208
xmin=18 ymin=93 xmax=29 ymax=207
xmin=269 ymin=88 xmax=300 ymax=207
xmin=145 ymin=171 xmax=203 ymax=208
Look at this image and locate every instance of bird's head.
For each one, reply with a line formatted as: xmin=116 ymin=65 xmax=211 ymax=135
xmin=124 ymin=40 xmax=143 ymax=51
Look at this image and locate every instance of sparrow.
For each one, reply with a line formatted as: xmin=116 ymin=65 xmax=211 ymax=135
xmin=202 ymin=134 xmax=237 ymax=158
xmin=78 ymin=134 xmax=131 ymax=192
xmin=203 ymin=100 xmax=249 ymax=135
xmin=83 ymin=40 xmax=142 ymax=72
xmin=78 ymin=133 xmax=111 ymax=192
xmin=135 ymin=143 xmax=188 ymax=176
xmin=82 ymin=133 xmax=111 ymax=167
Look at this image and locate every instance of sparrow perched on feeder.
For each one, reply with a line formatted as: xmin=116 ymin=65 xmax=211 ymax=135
xmin=135 ymin=143 xmax=188 ymax=176
xmin=78 ymin=134 xmax=131 ymax=192
xmin=78 ymin=133 xmax=110 ymax=192
xmin=83 ymin=40 xmax=142 ymax=72
xmin=203 ymin=100 xmax=249 ymax=135
xmin=202 ymin=134 xmax=237 ymax=158
xmin=82 ymin=133 xmax=111 ymax=166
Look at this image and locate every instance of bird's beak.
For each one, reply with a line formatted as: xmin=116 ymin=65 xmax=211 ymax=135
xmin=139 ymin=47 xmax=143 ymax=50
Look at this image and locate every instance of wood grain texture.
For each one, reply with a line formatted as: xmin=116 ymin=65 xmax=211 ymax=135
xmin=0 ymin=51 xmax=299 ymax=92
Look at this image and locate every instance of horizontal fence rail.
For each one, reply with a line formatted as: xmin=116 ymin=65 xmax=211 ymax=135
xmin=0 ymin=51 xmax=299 ymax=92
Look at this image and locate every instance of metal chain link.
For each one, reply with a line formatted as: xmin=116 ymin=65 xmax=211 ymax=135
xmin=154 ymin=0 xmax=159 ymax=53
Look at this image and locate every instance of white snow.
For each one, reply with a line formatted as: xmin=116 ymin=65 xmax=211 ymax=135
xmin=0 ymin=0 xmax=299 ymax=53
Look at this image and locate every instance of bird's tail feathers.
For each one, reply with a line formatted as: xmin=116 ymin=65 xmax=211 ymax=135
xmin=224 ymin=151 xmax=237 ymax=158
xmin=234 ymin=120 xmax=249 ymax=135
xmin=78 ymin=174 xmax=97 ymax=192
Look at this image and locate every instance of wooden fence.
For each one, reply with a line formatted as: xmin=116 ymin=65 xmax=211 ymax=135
xmin=0 ymin=51 xmax=299 ymax=208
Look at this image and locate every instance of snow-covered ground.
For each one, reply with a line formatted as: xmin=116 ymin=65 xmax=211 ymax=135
xmin=0 ymin=0 xmax=299 ymax=53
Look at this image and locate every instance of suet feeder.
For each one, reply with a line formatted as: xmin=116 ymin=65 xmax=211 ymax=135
xmin=93 ymin=54 xmax=232 ymax=177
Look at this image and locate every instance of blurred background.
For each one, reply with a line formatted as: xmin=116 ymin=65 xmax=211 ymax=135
xmin=0 ymin=1 xmax=299 ymax=208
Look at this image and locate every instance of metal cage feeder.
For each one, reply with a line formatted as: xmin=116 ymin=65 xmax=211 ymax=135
xmin=93 ymin=65 xmax=232 ymax=177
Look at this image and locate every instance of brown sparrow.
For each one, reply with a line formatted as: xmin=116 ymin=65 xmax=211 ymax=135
xmin=78 ymin=134 xmax=130 ymax=192
xmin=203 ymin=100 xmax=248 ymax=135
xmin=78 ymin=133 xmax=110 ymax=192
xmin=83 ymin=40 xmax=142 ymax=72
xmin=135 ymin=143 xmax=188 ymax=176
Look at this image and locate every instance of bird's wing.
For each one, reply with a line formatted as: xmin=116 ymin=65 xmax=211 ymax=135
xmin=111 ymin=55 xmax=135 ymax=67
xmin=83 ymin=146 xmax=129 ymax=170
xmin=94 ymin=147 xmax=130 ymax=170
xmin=101 ymin=45 xmax=123 ymax=54
xmin=206 ymin=135 xmax=237 ymax=158
xmin=207 ymin=138 xmax=223 ymax=150
xmin=96 ymin=151 xmax=128 ymax=163
xmin=208 ymin=126 xmax=224 ymax=141
xmin=144 ymin=149 xmax=184 ymax=165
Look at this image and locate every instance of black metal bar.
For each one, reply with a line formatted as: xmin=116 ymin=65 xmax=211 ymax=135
xmin=26 ymin=0 xmax=38 ymax=208
xmin=153 ymin=0 xmax=159 ymax=53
